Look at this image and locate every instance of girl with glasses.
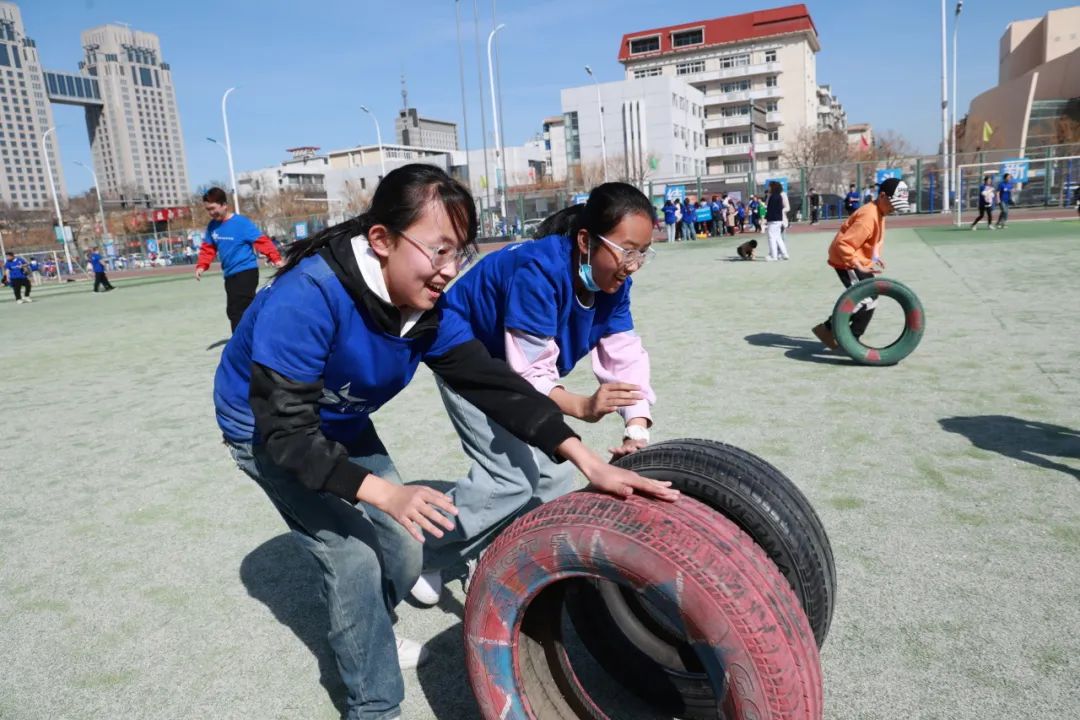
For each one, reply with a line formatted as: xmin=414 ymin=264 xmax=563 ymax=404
xmin=212 ymin=165 xmax=675 ymax=720
xmin=412 ymin=181 xmax=663 ymax=606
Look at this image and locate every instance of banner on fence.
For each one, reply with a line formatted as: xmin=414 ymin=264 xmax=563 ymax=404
xmin=664 ymin=185 xmax=686 ymax=201
xmin=876 ymin=168 xmax=903 ymax=184
xmin=1000 ymin=158 xmax=1029 ymax=183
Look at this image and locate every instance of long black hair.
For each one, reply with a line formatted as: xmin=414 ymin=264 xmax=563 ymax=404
xmin=536 ymin=182 xmax=655 ymax=250
xmin=275 ymin=163 xmax=477 ymax=278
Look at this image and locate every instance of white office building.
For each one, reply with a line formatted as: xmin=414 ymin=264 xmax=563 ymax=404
xmin=560 ymin=76 xmax=707 ymax=184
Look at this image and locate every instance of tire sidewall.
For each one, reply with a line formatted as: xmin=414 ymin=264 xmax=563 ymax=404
xmin=831 ymin=276 xmax=925 ymax=365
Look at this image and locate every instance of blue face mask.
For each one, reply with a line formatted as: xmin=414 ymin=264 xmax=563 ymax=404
xmin=578 ymin=241 xmax=601 ymax=292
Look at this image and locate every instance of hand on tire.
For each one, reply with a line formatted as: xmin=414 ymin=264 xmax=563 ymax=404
xmin=585 ymin=464 xmax=679 ymax=502
xmin=581 ymin=383 xmax=642 ymax=423
xmin=382 ymin=485 xmax=458 ymax=542
xmin=609 ymin=437 xmax=646 ymax=460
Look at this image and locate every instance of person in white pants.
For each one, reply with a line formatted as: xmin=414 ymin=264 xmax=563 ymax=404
xmin=764 ymin=181 xmax=790 ymax=261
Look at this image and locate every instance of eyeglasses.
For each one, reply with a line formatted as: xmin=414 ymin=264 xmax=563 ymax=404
xmin=596 ymin=234 xmax=656 ymax=268
xmin=398 ymin=230 xmax=476 ymax=271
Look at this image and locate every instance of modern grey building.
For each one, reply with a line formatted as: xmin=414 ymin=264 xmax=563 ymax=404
xmin=0 ymin=3 xmax=189 ymax=212
xmin=0 ymin=2 xmax=64 ymax=210
xmin=76 ymin=23 xmax=189 ymax=207
xmin=395 ymin=108 xmax=458 ymax=151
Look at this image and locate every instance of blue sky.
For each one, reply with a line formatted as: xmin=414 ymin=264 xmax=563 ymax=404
xmin=26 ymin=0 xmax=1071 ymax=196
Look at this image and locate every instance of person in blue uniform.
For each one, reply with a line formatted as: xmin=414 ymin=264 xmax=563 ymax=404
xmin=196 ymin=187 xmax=283 ymax=331
xmin=88 ymin=247 xmax=114 ymax=292
xmin=410 ymin=182 xmax=663 ymax=606
xmin=995 ymin=173 xmax=1014 ymax=228
xmin=844 ymin=183 xmax=860 ymax=216
xmin=213 ymin=165 xmax=675 ymax=720
xmin=4 ymin=252 xmax=31 ymax=303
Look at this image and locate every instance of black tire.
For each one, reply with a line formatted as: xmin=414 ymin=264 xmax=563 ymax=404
xmin=565 ymin=439 xmax=835 ymax=719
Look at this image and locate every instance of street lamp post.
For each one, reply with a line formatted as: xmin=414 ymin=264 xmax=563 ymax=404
xmin=940 ymin=0 xmax=950 ymax=213
xmin=585 ymin=65 xmax=608 ymax=183
xmin=487 ymin=23 xmax=507 ymax=223
xmin=360 ymin=105 xmax=386 ymax=178
xmin=951 ymin=0 xmax=963 ymax=224
xmin=74 ymin=160 xmax=109 ymax=248
xmin=41 ymin=126 xmax=74 ymax=274
xmin=221 ymin=87 xmax=240 ymax=214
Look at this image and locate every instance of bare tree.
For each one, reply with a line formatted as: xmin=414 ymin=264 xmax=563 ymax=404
xmin=340 ymin=179 xmax=372 ymax=218
xmin=786 ymin=127 xmax=851 ymax=194
xmin=871 ymin=130 xmax=916 ymax=169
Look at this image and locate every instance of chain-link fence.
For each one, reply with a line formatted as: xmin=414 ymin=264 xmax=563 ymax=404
xmin=489 ymin=142 xmax=1080 ymax=227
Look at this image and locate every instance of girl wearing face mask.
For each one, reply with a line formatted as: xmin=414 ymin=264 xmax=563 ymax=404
xmin=411 ymin=182 xmax=662 ymax=605
xmin=212 ymin=166 xmax=674 ymax=720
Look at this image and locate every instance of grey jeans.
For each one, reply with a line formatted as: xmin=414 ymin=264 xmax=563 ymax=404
xmin=421 ymin=376 xmax=578 ymax=573
xmin=227 ymin=423 xmax=420 ymax=720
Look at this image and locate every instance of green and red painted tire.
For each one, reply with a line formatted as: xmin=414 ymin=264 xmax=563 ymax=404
xmin=831 ymin=277 xmax=925 ymax=365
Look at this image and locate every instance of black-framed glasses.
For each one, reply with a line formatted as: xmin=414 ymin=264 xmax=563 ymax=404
xmin=596 ymin=234 xmax=656 ymax=268
xmin=398 ymin=230 xmax=477 ymax=270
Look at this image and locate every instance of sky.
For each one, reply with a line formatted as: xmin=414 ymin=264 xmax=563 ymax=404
xmin=23 ymin=0 xmax=1075 ymax=196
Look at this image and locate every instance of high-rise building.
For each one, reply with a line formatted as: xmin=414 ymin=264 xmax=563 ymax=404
xmin=76 ymin=24 xmax=189 ymax=207
xmin=0 ymin=3 xmax=189 ymax=212
xmin=617 ymin=4 xmax=837 ymax=178
xmin=0 ymin=2 xmax=64 ymax=211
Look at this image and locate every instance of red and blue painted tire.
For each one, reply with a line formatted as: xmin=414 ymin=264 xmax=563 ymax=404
xmin=463 ymin=491 xmax=824 ymax=720
xmin=564 ymin=439 xmax=835 ymax=718
xmin=831 ymin=277 xmax=925 ymax=365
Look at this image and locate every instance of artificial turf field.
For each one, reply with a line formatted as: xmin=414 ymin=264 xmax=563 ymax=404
xmin=1 ymin=219 xmax=1077 ymax=719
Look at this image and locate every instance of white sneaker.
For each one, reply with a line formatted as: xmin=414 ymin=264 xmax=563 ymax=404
xmin=16 ymin=298 xmax=24 ymax=304
xmin=971 ymin=225 xmax=977 ymax=231
xmin=22 ymin=297 xmax=32 ymax=303
xmin=765 ymin=256 xmax=777 ymax=262
xmin=462 ymin=556 xmax=479 ymax=595
xmin=410 ymin=571 xmax=442 ymax=606
xmin=780 ymin=255 xmax=790 ymax=261
xmin=396 ymin=636 xmax=430 ymax=670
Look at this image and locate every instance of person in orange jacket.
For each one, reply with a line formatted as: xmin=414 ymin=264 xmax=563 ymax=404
xmin=812 ymin=177 xmax=909 ymax=349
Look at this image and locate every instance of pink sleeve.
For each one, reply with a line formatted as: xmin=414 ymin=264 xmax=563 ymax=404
xmin=504 ymin=329 xmax=564 ymax=396
xmin=591 ymin=331 xmax=655 ymax=424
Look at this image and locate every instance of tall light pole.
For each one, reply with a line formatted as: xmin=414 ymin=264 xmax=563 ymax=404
xmin=74 ymin=161 xmax=109 ymax=248
xmin=940 ymin=0 xmax=950 ymax=212
xmin=951 ymin=0 xmax=963 ymax=222
xmin=584 ymin=65 xmax=609 ymax=183
xmin=454 ymin=0 xmax=474 ymax=205
xmin=472 ymin=0 xmax=493 ymax=233
xmin=221 ymin=87 xmax=240 ymax=214
xmin=359 ymin=105 xmax=386 ymax=178
xmin=41 ymin=126 xmax=73 ymax=274
xmin=487 ymin=23 xmax=507 ymax=222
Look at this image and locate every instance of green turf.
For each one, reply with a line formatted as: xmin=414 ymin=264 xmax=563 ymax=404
xmin=1 ymin=226 xmax=1078 ymax=719
xmin=916 ymin=217 xmax=1080 ymax=244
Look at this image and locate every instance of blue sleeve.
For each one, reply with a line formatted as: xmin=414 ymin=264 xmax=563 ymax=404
xmin=504 ymin=259 xmax=560 ymax=338
xmin=249 ymin=274 xmax=335 ymax=384
xmin=424 ymin=304 xmax=476 ymax=360
xmin=204 ymin=224 xmax=217 ymax=248
xmin=605 ymin=278 xmax=635 ymax=336
xmin=240 ymin=217 xmax=262 ymax=242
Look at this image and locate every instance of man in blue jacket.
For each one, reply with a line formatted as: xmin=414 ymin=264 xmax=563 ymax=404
xmin=195 ymin=187 xmax=283 ymax=331
xmin=4 ymin=252 xmax=31 ymax=303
